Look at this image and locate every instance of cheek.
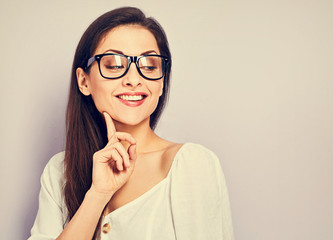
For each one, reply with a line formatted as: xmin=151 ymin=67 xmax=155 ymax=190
xmin=89 ymin=81 xmax=115 ymax=112
xmin=158 ymin=84 xmax=163 ymax=96
xmin=149 ymin=82 xmax=164 ymax=111
xmin=151 ymin=81 xmax=164 ymax=97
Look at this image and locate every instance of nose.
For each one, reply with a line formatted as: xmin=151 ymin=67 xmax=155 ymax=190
xmin=122 ymin=62 xmax=143 ymax=88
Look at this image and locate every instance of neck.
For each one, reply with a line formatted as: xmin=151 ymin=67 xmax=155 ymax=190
xmin=113 ymin=118 xmax=159 ymax=154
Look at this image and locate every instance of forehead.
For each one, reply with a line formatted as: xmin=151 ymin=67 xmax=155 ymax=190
xmin=94 ymin=25 xmax=160 ymax=55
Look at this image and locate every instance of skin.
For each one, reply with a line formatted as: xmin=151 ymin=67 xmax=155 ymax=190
xmin=57 ymin=25 xmax=182 ymax=239
xmin=77 ymin=25 xmax=163 ymax=128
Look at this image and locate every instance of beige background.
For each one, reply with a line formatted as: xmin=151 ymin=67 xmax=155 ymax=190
xmin=1 ymin=0 xmax=333 ymax=239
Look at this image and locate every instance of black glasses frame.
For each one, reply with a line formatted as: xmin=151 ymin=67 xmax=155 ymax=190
xmin=85 ymin=53 xmax=168 ymax=80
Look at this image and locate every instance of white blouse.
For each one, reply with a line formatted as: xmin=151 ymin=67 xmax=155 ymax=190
xmin=29 ymin=143 xmax=234 ymax=240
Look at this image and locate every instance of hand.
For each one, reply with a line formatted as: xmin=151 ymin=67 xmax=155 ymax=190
xmin=90 ymin=112 xmax=137 ymax=199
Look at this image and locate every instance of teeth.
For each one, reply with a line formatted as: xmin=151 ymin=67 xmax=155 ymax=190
xmin=118 ymin=95 xmax=144 ymax=101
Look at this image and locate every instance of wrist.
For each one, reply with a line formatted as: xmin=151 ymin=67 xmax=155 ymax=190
xmin=86 ymin=187 xmax=114 ymax=206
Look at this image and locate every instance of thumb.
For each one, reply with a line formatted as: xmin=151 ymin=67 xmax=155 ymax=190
xmin=128 ymin=144 xmax=137 ymax=162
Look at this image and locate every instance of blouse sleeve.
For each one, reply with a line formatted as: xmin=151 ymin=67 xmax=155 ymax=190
xmin=170 ymin=143 xmax=234 ymax=240
xmin=28 ymin=152 xmax=67 ymax=240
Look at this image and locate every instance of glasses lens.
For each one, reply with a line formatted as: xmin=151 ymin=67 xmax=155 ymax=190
xmin=138 ymin=56 xmax=164 ymax=79
xmin=100 ymin=54 xmax=127 ymax=78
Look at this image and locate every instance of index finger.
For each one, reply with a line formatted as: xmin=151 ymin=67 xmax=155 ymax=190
xmin=103 ymin=112 xmax=116 ymax=141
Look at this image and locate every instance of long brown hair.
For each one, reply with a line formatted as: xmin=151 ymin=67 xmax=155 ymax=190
xmin=64 ymin=7 xmax=172 ymax=239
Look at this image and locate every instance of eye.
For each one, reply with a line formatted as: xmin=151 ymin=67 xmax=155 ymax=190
xmin=101 ymin=55 xmax=126 ymax=71
xmin=104 ymin=64 xmax=124 ymax=70
xmin=140 ymin=66 xmax=157 ymax=71
xmin=139 ymin=56 xmax=162 ymax=73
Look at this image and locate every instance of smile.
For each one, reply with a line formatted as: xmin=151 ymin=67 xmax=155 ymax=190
xmin=116 ymin=92 xmax=148 ymax=107
xmin=118 ymin=95 xmax=145 ymax=101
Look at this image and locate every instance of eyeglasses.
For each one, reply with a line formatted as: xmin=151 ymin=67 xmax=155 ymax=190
xmin=86 ymin=53 xmax=168 ymax=80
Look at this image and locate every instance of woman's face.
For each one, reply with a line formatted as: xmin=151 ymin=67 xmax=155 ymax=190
xmin=77 ymin=25 xmax=164 ymax=127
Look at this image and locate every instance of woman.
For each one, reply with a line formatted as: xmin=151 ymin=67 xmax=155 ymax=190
xmin=29 ymin=7 xmax=234 ymax=240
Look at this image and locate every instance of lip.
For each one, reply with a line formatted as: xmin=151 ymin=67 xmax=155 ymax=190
xmin=115 ymin=92 xmax=148 ymax=107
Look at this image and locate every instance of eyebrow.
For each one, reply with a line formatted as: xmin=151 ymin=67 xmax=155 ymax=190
xmin=103 ymin=49 xmax=158 ymax=55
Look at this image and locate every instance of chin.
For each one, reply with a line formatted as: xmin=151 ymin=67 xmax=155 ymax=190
xmin=113 ymin=115 xmax=150 ymax=128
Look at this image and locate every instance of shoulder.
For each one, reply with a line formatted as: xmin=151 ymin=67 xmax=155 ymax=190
xmin=30 ymin=152 xmax=67 ymax=237
xmin=169 ymin=143 xmax=234 ymax=239
xmin=178 ymin=142 xmax=218 ymax=158
xmin=173 ymin=142 xmax=221 ymax=173
xmin=169 ymin=142 xmax=227 ymax=206
xmin=169 ymin=143 xmax=224 ymax=187
xmin=42 ymin=151 xmax=65 ymax=179
xmin=170 ymin=142 xmax=229 ymax=206
xmin=40 ymin=152 xmax=66 ymax=199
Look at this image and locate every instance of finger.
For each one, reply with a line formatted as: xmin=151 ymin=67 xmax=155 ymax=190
xmin=103 ymin=112 xmax=116 ymax=141
xmin=115 ymin=132 xmax=136 ymax=145
xmin=99 ymin=147 xmax=123 ymax=171
xmin=93 ymin=147 xmax=115 ymax=163
xmin=114 ymin=142 xmax=130 ymax=168
xmin=128 ymin=144 xmax=137 ymax=161
xmin=110 ymin=148 xmax=124 ymax=171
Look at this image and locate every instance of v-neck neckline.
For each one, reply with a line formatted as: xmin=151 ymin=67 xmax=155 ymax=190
xmin=103 ymin=143 xmax=189 ymax=219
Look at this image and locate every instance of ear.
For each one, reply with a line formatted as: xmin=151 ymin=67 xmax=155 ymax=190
xmin=76 ymin=67 xmax=91 ymax=96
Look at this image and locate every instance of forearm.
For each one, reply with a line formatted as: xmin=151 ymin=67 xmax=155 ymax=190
xmin=56 ymin=189 xmax=112 ymax=240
